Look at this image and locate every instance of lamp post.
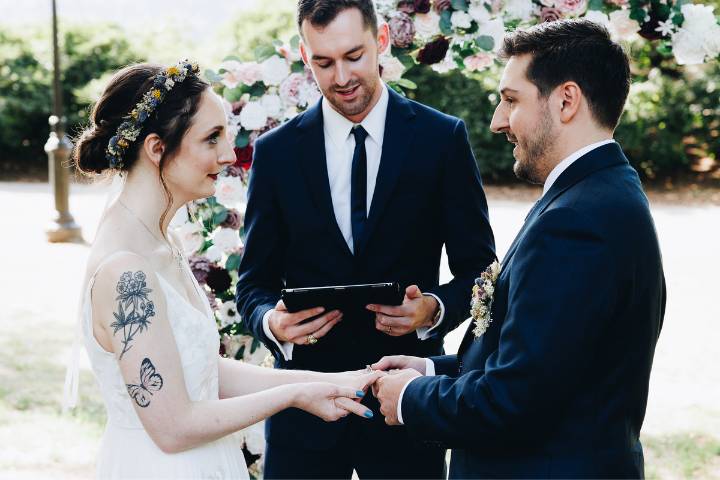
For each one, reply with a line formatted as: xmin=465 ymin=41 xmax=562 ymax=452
xmin=45 ymin=0 xmax=82 ymax=243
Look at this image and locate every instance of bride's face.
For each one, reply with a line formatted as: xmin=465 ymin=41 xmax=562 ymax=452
xmin=162 ymin=89 xmax=235 ymax=202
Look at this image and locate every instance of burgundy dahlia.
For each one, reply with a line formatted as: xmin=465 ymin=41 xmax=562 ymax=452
xmin=234 ymin=145 xmax=253 ymax=170
xmin=417 ymin=36 xmax=450 ymax=65
xmin=415 ymin=0 xmax=431 ymax=13
xmin=206 ymin=266 xmax=232 ymax=293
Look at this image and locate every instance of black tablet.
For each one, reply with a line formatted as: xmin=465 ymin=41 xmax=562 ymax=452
xmin=281 ymin=282 xmax=403 ymax=313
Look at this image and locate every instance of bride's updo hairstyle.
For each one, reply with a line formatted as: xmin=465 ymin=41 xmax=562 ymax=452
xmin=74 ymin=62 xmax=209 ymax=176
xmin=74 ymin=62 xmax=209 ymax=230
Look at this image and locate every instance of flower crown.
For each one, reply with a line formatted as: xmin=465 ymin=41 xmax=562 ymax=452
xmin=106 ymin=60 xmax=200 ymax=170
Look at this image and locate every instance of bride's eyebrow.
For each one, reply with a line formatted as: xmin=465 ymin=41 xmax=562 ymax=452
xmin=203 ymin=126 xmax=224 ymax=137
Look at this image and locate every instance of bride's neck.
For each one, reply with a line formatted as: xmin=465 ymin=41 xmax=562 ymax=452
xmin=117 ymin=166 xmax=186 ymax=238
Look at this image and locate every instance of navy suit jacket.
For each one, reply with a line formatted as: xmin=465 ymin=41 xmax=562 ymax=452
xmin=236 ymin=88 xmax=496 ymax=449
xmin=402 ymin=143 xmax=665 ymax=478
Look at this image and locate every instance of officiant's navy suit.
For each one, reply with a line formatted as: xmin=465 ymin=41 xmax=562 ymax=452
xmin=402 ymin=142 xmax=665 ymax=478
xmin=236 ymin=87 xmax=496 ymax=477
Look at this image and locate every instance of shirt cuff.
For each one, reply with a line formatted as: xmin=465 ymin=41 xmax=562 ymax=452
xmin=262 ymin=309 xmax=294 ymax=361
xmin=416 ymin=293 xmax=445 ymax=340
xmin=397 ymin=359 xmax=434 ymax=425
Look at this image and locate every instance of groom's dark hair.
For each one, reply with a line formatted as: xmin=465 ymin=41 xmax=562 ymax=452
xmin=297 ymin=0 xmax=378 ymax=36
xmin=500 ymin=19 xmax=630 ymax=130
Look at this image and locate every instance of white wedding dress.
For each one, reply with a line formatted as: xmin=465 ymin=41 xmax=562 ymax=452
xmin=72 ymin=256 xmax=249 ymax=479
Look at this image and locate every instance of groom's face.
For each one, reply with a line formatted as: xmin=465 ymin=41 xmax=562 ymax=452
xmin=491 ymin=54 xmax=559 ymax=185
xmin=300 ymin=8 xmax=388 ymax=123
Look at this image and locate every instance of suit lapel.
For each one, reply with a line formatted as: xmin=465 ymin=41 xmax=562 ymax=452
xmin=501 ymin=143 xmax=628 ymax=268
xmin=460 ymin=143 xmax=630 ymax=359
xmin=296 ymin=100 xmax=354 ymax=258
xmin=355 ymin=88 xmax=416 ymax=256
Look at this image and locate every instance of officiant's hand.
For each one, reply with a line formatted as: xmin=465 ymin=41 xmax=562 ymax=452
xmin=367 ymin=285 xmax=438 ymax=336
xmin=268 ymin=300 xmax=342 ymax=345
xmin=375 ymin=369 xmax=422 ymax=425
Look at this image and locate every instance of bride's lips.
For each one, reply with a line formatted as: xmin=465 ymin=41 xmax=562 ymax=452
xmin=208 ymin=173 xmax=219 ymax=181
xmin=335 ymin=84 xmax=360 ymax=101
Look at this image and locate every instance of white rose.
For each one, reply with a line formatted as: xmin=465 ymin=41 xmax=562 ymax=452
xmin=477 ymin=18 xmax=506 ymax=52
xmin=261 ymin=55 xmax=291 ymax=86
xmin=380 ymin=55 xmax=406 ymax=82
xmin=608 ymin=10 xmax=640 ymax=41
xmin=212 ymin=227 xmax=242 ymax=253
xmin=451 ymin=11 xmax=474 ymax=30
xmin=414 ymin=11 xmax=442 ymax=40
xmin=177 ymin=221 xmax=204 ymax=255
xmin=583 ymin=10 xmax=610 ymax=29
xmin=261 ymin=94 xmax=283 ymax=118
xmin=204 ymin=245 xmax=223 ymax=263
xmin=297 ymin=81 xmax=321 ymax=108
xmin=504 ymin=0 xmax=534 ymax=21
xmin=214 ymin=175 xmax=246 ymax=207
xmin=239 ymin=101 xmax=268 ymax=131
xmin=218 ymin=301 xmax=239 ymax=327
xmin=672 ymin=4 xmax=720 ymax=65
xmin=469 ymin=4 xmax=491 ymax=24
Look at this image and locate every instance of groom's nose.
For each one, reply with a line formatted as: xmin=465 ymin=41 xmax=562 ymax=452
xmin=490 ymin=102 xmax=509 ymax=134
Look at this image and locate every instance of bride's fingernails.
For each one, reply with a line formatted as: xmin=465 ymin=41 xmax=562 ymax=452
xmin=364 ymin=410 xmax=374 ymax=418
xmin=356 ymin=390 xmax=365 ymax=397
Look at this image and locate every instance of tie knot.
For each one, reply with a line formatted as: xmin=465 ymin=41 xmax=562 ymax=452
xmin=352 ymin=124 xmax=368 ymax=144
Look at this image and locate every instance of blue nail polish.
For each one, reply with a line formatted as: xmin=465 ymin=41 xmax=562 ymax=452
xmin=364 ymin=410 xmax=374 ymax=418
xmin=356 ymin=390 xmax=365 ymax=397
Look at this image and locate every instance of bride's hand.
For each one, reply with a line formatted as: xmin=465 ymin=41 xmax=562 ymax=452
xmin=292 ymin=382 xmax=375 ymax=421
xmin=327 ymin=370 xmax=386 ymax=399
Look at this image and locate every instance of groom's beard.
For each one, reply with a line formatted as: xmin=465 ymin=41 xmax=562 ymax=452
xmin=513 ymin=105 xmax=557 ymax=185
xmin=323 ymin=77 xmax=376 ymax=118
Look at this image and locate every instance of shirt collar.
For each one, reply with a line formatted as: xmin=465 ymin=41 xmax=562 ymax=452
xmin=542 ymin=139 xmax=615 ymax=196
xmin=322 ymin=82 xmax=389 ymax=149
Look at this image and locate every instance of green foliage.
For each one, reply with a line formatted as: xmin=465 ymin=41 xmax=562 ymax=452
xmin=406 ymin=55 xmax=720 ymax=181
xmin=217 ymin=0 xmax=296 ymax=62
xmin=0 ymin=24 xmax=143 ymax=176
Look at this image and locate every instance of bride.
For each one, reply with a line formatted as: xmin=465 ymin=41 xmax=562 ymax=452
xmin=70 ymin=61 xmax=380 ymax=479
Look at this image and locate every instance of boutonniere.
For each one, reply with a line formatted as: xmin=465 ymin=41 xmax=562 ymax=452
xmin=470 ymin=260 xmax=501 ymax=338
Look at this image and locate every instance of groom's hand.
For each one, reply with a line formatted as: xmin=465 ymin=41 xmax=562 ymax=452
xmin=268 ymin=300 xmax=342 ymax=345
xmin=372 ymin=355 xmax=427 ymax=375
xmin=375 ymin=369 xmax=422 ymax=425
xmin=367 ymin=285 xmax=438 ymax=336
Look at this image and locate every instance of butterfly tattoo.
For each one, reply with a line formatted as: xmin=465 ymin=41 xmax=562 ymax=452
xmin=126 ymin=358 xmax=164 ymax=408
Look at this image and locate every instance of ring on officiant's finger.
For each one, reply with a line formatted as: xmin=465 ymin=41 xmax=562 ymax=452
xmin=307 ymin=334 xmax=318 ymax=345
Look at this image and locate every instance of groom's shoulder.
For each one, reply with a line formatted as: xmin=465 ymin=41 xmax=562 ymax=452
xmin=253 ymin=112 xmax=305 ymax=151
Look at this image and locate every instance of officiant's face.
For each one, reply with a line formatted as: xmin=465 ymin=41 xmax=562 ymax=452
xmin=491 ymin=54 xmax=559 ymax=185
xmin=300 ymin=8 xmax=388 ymax=122
xmin=162 ymin=89 xmax=236 ymax=202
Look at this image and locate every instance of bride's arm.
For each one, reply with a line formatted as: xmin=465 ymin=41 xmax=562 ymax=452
xmin=217 ymin=357 xmax=375 ymax=398
xmin=92 ymin=253 xmax=375 ymax=454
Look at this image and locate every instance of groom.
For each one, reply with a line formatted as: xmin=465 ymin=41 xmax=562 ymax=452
xmin=373 ymin=19 xmax=666 ymax=478
xmin=235 ymin=0 xmax=495 ymax=477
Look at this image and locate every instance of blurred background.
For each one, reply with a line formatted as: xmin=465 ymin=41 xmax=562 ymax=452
xmin=0 ymin=0 xmax=718 ymax=478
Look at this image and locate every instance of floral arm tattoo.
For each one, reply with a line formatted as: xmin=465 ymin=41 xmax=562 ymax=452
xmin=111 ymin=271 xmax=156 ymax=360
xmin=126 ymin=358 xmax=164 ymax=408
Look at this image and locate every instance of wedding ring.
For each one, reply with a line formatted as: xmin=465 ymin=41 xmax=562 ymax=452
xmin=365 ymin=365 xmax=374 ymax=373
xmin=307 ymin=334 xmax=318 ymax=345
xmin=386 ymin=325 xmax=392 ymax=334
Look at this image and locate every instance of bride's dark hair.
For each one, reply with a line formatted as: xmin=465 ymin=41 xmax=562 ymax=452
xmin=73 ymin=63 xmax=209 ymax=232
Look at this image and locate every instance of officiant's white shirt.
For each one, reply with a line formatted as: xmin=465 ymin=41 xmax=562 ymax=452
xmin=262 ymin=83 xmax=445 ymax=361
xmin=396 ymin=138 xmax=615 ymax=424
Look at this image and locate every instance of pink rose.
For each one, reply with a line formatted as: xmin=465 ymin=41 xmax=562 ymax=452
xmin=389 ymin=12 xmax=416 ymax=48
xmin=541 ymin=6 xmax=564 ymax=22
xmin=463 ymin=53 xmax=494 ymax=72
xmin=555 ymin=0 xmax=587 ymax=15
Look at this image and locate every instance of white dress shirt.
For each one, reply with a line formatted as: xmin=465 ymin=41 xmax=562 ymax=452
xmin=262 ymin=83 xmax=445 ymax=360
xmin=395 ymin=138 xmax=616 ymax=424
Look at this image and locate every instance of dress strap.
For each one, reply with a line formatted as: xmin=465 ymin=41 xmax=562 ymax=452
xmin=61 ymin=250 xmax=137 ymax=413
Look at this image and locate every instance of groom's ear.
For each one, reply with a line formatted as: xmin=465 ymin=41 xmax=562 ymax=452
xmin=299 ymin=41 xmax=310 ymax=67
xmin=557 ymin=81 xmax=582 ymax=124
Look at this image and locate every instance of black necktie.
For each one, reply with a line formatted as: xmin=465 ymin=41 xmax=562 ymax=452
xmin=351 ymin=125 xmax=368 ymax=253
